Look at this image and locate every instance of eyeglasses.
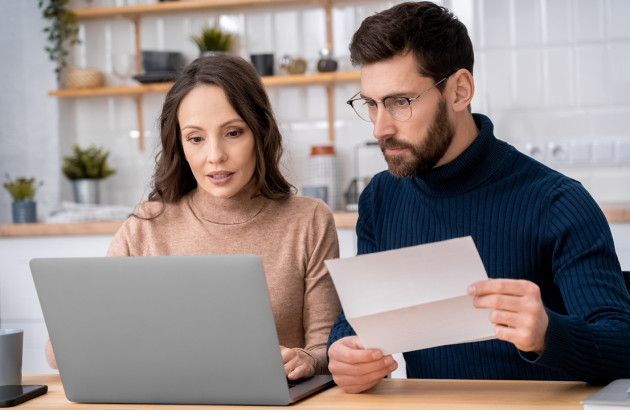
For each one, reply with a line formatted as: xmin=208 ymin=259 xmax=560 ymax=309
xmin=346 ymin=76 xmax=449 ymax=122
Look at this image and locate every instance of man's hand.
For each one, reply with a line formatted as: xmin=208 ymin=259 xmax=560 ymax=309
xmin=327 ymin=336 xmax=397 ymax=394
xmin=468 ymin=279 xmax=548 ymax=354
xmin=280 ymin=346 xmax=316 ymax=380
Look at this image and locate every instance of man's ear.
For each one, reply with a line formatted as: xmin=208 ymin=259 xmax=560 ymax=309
xmin=449 ymin=69 xmax=474 ymax=113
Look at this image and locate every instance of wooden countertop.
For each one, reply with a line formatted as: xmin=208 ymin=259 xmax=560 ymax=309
xmin=0 ymin=212 xmax=359 ymax=238
xmin=21 ymin=374 xmax=598 ymax=409
xmin=2 ymin=205 xmax=629 ymax=238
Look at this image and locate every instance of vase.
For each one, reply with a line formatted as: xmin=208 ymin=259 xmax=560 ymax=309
xmin=12 ymin=200 xmax=37 ymax=224
xmin=308 ymin=145 xmax=340 ymax=210
xmin=72 ymin=179 xmax=100 ymax=204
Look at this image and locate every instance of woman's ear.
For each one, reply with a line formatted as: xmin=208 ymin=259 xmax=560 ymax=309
xmin=449 ymin=69 xmax=474 ymax=113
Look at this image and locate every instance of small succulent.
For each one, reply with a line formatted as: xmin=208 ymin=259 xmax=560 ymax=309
xmin=191 ymin=25 xmax=233 ymax=53
xmin=62 ymin=144 xmax=116 ymax=180
xmin=3 ymin=175 xmax=42 ymax=201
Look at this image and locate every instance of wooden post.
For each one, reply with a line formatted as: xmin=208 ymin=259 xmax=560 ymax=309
xmin=134 ymin=95 xmax=144 ymax=151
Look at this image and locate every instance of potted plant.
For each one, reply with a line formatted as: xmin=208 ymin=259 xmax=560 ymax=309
xmin=3 ymin=175 xmax=42 ymax=224
xmin=191 ymin=25 xmax=233 ymax=57
xmin=38 ymin=0 xmax=81 ymax=83
xmin=62 ymin=144 xmax=116 ymax=204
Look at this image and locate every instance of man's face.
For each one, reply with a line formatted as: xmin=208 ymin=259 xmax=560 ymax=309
xmin=360 ymin=53 xmax=455 ymax=177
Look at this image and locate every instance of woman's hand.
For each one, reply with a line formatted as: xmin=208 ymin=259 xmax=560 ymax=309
xmin=280 ymin=346 xmax=316 ymax=380
xmin=45 ymin=338 xmax=58 ymax=369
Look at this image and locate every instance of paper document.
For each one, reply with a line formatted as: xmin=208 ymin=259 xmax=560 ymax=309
xmin=325 ymin=236 xmax=496 ymax=355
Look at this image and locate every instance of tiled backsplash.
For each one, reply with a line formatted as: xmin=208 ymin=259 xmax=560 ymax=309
xmin=1 ymin=0 xmax=629 ymax=224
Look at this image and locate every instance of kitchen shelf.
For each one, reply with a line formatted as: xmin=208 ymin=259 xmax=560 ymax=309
xmin=48 ymin=71 xmax=361 ymax=98
xmin=49 ymin=0 xmax=362 ymax=150
xmin=74 ymin=0 xmax=339 ymax=20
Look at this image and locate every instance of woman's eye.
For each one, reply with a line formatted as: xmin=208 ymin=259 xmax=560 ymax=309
xmin=186 ymin=135 xmax=203 ymax=143
xmin=226 ymin=129 xmax=242 ymax=138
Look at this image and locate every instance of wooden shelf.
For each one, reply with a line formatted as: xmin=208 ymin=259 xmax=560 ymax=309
xmin=74 ymin=0 xmax=334 ymax=20
xmin=52 ymin=0 xmax=362 ymax=149
xmin=48 ymin=71 xmax=360 ymax=98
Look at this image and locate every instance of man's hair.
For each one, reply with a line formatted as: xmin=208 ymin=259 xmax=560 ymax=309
xmin=349 ymin=1 xmax=474 ymax=88
xmin=146 ymin=54 xmax=293 ymax=212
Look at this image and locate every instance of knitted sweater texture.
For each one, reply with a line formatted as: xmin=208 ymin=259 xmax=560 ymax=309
xmin=108 ymin=183 xmax=341 ymax=374
xmin=327 ymin=114 xmax=630 ymax=384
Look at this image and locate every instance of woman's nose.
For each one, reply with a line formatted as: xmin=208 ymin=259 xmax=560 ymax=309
xmin=205 ymin=140 xmax=227 ymax=164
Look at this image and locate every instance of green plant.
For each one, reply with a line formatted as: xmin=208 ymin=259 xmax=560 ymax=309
xmin=191 ymin=25 xmax=233 ymax=53
xmin=3 ymin=175 xmax=41 ymax=201
xmin=38 ymin=0 xmax=81 ymax=82
xmin=62 ymin=144 xmax=116 ymax=180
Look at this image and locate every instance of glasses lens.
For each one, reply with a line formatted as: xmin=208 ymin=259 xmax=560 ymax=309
xmin=350 ymin=99 xmax=374 ymax=122
xmin=384 ymin=97 xmax=412 ymax=121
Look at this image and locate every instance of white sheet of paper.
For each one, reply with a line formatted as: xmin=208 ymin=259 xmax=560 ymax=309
xmin=325 ymin=236 xmax=496 ymax=355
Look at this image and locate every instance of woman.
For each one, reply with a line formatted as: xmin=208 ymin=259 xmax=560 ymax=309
xmin=46 ymin=55 xmax=341 ymax=380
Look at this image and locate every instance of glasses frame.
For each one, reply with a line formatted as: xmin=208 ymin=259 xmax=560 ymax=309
xmin=346 ymin=75 xmax=450 ymax=122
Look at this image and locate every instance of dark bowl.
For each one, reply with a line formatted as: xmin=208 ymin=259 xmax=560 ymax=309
xmin=141 ymin=51 xmax=184 ymax=73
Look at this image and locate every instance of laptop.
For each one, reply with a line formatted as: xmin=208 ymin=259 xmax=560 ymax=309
xmin=30 ymin=255 xmax=334 ymax=405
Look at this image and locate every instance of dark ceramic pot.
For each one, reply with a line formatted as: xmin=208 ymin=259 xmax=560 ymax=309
xmin=12 ymin=200 xmax=36 ymax=224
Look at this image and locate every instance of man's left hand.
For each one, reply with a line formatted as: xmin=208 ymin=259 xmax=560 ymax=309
xmin=467 ymin=279 xmax=548 ymax=354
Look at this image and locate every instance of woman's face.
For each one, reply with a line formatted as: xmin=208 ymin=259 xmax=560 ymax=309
xmin=178 ymin=84 xmax=257 ymax=199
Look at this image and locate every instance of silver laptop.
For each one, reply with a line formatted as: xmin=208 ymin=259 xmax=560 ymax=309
xmin=30 ymin=255 xmax=334 ymax=405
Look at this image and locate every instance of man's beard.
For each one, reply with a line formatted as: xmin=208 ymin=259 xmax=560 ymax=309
xmin=379 ymin=99 xmax=455 ymax=178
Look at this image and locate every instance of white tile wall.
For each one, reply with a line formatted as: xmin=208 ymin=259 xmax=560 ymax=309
xmin=2 ymin=0 xmax=630 ymax=224
xmin=573 ymin=0 xmax=604 ymax=42
xmin=543 ymin=0 xmax=573 ymax=44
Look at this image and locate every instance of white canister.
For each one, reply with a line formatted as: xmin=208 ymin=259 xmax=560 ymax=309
xmin=308 ymin=145 xmax=340 ymax=210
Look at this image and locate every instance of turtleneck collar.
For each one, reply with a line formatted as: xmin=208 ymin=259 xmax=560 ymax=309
xmin=412 ymin=113 xmax=509 ymax=196
xmin=187 ymin=179 xmax=270 ymax=225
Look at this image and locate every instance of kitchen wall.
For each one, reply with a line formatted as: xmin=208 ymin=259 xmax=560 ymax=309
xmin=1 ymin=0 xmax=629 ymax=224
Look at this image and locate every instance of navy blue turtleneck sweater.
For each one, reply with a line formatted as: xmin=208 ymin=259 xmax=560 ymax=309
xmin=327 ymin=114 xmax=630 ymax=384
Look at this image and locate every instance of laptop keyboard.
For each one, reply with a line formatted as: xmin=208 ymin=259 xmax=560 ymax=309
xmin=287 ymin=376 xmax=312 ymax=389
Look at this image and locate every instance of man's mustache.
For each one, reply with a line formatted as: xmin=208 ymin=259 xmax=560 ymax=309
xmin=378 ymin=137 xmax=414 ymax=152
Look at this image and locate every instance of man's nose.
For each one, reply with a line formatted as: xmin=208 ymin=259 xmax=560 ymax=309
xmin=372 ymin=106 xmax=396 ymax=141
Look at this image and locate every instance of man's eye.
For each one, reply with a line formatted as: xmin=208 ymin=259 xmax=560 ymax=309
xmin=364 ymin=99 xmax=377 ymax=108
xmin=392 ymin=97 xmax=409 ymax=107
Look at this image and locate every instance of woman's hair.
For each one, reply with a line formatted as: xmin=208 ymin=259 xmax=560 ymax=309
xmin=146 ymin=54 xmax=293 ymax=211
xmin=349 ymin=1 xmax=474 ymax=90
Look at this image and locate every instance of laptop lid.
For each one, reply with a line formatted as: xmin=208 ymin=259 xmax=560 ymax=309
xmin=30 ymin=255 xmax=333 ymax=405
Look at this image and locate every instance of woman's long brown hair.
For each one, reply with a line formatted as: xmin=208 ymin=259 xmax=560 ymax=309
xmin=141 ymin=55 xmax=294 ymax=218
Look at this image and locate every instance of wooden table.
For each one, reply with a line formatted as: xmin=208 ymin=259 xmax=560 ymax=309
xmin=21 ymin=374 xmax=598 ymax=409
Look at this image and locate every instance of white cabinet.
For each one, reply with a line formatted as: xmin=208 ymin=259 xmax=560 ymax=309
xmin=610 ymin=223 xmax=630 ymax=270
xmin=0 ymin=235 xmax=113 ymax=374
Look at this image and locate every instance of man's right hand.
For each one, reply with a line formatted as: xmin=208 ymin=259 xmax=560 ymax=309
xmin=327 ymin=336 xmax=398 ymax=394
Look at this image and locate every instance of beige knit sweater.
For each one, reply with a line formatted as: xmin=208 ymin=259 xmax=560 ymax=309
xmin=107 ymin=183 xmax=341 ymax=374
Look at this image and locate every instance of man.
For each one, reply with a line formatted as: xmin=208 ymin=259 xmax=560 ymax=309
xmin=327 ymin=1 xmax=630 ymax=394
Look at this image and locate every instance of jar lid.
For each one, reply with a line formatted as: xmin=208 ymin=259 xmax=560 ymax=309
xmin=310 ymin=145 xmax=335 ymax=156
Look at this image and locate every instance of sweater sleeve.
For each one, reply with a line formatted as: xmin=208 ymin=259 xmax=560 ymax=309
xmin=302 ymin=201 xmax=342 ymax=373
xmin=106 ymin=218 xmax=133 ymax=256
xmin=526 ymin=179 xmax=630 ymax=384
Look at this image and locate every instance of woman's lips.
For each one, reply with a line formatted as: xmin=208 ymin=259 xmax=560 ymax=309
xmin=206 ymin=171 xmax=234 ymax=186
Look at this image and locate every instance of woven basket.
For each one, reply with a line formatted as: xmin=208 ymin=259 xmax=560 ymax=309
xmin=64 ymin=66 xmax=105 ymax=90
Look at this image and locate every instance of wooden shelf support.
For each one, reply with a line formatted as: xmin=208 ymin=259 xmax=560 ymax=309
xmin=134 ymin=95 xmax=145 ymax=151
